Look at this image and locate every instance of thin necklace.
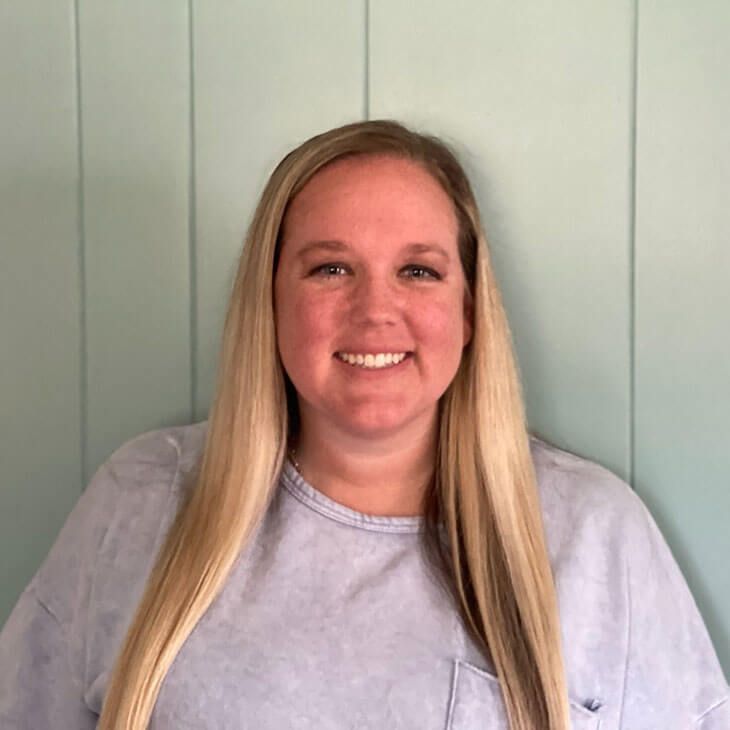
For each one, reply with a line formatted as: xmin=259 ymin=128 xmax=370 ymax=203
xmin=288 ymin=446 xmax=302 ymax=475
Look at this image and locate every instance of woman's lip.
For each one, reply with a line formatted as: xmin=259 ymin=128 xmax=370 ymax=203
xmin=333 ymin=350 xmax=414 ymax=356
xmin=333 ymin=351 xmax=414 ymax=372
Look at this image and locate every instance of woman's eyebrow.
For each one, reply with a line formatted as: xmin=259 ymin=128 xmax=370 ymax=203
xmin=296 ymin=240 xmax=451 ymax=261
xmin=402 ymin=242 xmax=451 ymax=261
xmin=296 ymin=240 xmax=348 ymax=259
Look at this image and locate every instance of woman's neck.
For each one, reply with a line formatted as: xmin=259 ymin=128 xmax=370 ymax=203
xmin=290 ymin=415 xmax=437 ymax=517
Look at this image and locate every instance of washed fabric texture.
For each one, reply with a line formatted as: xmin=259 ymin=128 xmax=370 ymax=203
xmin=0 ymin=420 xmax=728 ymax=729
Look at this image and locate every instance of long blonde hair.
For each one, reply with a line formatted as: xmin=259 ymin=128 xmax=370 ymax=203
xmin=99 ymin=120 xmax=571 ymax=729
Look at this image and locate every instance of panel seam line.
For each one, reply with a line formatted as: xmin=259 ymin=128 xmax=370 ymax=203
xmin=73 ymin=0 xmax=88 ymax=489
xmin=188 ymin=0 xmax=198 ymax=420
xmin=629 ymin=0 xmax=639 ymax=488
xmin=364 ymin=0 xmax=370 ymax=119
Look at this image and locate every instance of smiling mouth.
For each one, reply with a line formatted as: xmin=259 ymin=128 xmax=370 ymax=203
xmin=334 ymin=351 xmax=414 ymax=370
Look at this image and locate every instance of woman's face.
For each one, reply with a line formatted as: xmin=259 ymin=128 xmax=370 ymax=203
xmin=273 ymin=154 xmax=473 ymax=440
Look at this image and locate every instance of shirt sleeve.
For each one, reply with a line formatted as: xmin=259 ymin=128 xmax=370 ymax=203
xmin=0 ymin=452 xmax=124 ymax=728
xmin=0 ymin=581 xmax=98 ymax=729
xmin=0 ymin=428 xmax=180 ymax=728
xmin=619 ymin=493 xmax=730 ymax=729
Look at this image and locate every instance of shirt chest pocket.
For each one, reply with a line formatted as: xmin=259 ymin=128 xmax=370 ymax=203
xmin=446 ymin=660 xmax=602 ymax=730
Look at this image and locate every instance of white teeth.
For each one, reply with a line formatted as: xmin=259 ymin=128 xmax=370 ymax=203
xmin=336 ymin=352 xmax=409 ymax=369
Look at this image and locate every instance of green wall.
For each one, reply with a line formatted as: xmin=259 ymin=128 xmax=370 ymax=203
xmin=1 ymin=1 xmax=728 ymax=677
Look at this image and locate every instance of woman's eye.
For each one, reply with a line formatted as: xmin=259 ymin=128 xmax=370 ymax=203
xmin=403 ymin=265 xmax=441 ymax=280
xmin=309 ymin=263 xmax=441 ymax=280
xmin=311 ymin=263 xmax=349 ymax=277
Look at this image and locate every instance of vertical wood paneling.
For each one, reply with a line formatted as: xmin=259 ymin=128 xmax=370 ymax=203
xmin=0 ymin=2 xmax=81 ymax=621
xmin=79 ymin=2 xmax=192 ymax=475
xmin=1 ymin=0 xmax=728 ymax=679
xmin=635 ymin=1 xmax=730 ymax=673
xmin=192 ymin=1 xmax=365 ymax=418
xmin=370 ymin=0 xmax=634 ymax=478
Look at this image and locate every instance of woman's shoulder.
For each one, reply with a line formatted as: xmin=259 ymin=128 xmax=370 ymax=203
xmin=528 ymin=434 xmax=730 ymax=724
xmin=103 ymin=419 xmax=208 ymax=485
xmin=526 ymin=433 xmax=659 ymax=572
xmin=31 ymin=421 xmax=208 ymax=627
xmin=528 ymin=433 xmax=643 ymax=529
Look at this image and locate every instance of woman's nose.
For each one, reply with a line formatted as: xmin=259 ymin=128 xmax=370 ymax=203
xmin=349 ymin=274 xmax=399 ymax=325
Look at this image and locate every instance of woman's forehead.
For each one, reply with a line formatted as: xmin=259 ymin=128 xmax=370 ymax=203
xmin=293 ymin=154 xmax=441 ymax=200
xmin=282 ymin=155 xmax=458 ymax=243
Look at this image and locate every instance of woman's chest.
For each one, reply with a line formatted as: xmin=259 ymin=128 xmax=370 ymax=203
xmin=150 ymin=560 xmax=463 ymax=728
xmin=150 ymin=584 xmax=599 ymax=730
xmin=152 ymin=638 xmax=602 ymax=730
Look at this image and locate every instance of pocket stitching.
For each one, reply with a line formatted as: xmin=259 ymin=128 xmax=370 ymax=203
xmin=453 ymin=659 xmax=602 ymax=725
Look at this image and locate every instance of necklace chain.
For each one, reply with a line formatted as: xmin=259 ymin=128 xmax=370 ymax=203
xmin=288 ymin=446 xmax=301 ymax=475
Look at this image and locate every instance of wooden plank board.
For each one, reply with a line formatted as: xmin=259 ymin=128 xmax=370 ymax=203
xmin=0 ymin=1 xmax=81 ymax=622
xmin=79 ymin=1 xmax=192 ymax=473
xmin=635 ymin=0 xmax=730 ymax=674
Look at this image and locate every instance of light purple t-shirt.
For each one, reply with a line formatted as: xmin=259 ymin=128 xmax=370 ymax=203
xmin=1 ymin=420 xmax=728 ymax=728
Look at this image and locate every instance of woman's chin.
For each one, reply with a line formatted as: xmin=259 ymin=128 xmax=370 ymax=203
xmin=332 ymin=405 xmax=435 ymax=441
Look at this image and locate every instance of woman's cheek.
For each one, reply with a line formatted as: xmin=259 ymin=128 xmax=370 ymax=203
xmin=291 ymin=295 xmax=339 ymax=351
xmin=415 ymin=299 xmax=460 ymax=341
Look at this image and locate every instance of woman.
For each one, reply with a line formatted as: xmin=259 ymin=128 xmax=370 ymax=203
xmin=0 ymin=120 xmax=727 ymax=730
